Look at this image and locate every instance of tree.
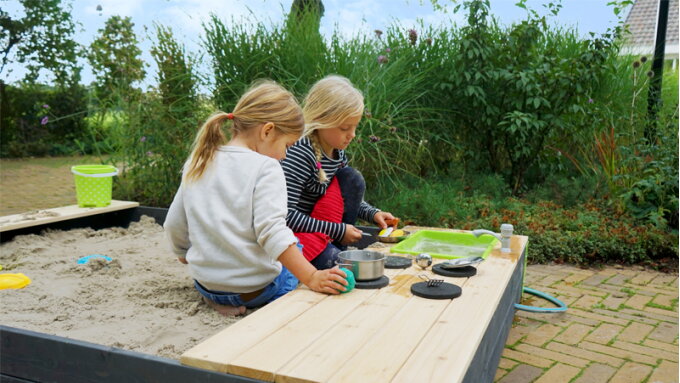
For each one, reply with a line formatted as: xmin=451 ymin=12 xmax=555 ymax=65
xmin=0 ymin=0 xmax=81 ymax=86
xmin=87 ymin=15 xmax=145 ymax=97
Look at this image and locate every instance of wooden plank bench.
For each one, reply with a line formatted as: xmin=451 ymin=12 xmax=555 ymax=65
xmin=182 ymin=227 xmax=528 ymax=383
xmin=0 ymin=200 xmax=139 ymax=232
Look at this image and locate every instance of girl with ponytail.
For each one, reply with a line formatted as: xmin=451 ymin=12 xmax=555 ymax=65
xmin=165 ymin=80 xmax=349 ymax=317
xmin=281 ymin=75 xmax=397 ymax=270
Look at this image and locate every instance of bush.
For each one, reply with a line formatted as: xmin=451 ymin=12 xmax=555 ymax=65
xmin=0 ymin=82 xmax=88 ymax=157
xmin=367 ymin=175 xmax=678 ymax=268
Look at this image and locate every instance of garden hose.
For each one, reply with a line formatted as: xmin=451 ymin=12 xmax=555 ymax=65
xmin=514 ymin=286 xmax=567 ymax=313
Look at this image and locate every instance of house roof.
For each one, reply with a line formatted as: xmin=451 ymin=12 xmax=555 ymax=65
xmin=623 ymin=0 xmax=679 ymax=47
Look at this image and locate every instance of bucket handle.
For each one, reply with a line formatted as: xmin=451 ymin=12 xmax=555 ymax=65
xmin=71 ymin=168 xmax=118 ymax=178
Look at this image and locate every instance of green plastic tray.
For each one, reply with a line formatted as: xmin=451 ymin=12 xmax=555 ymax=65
xmin=391 ymin=230 xmax=499 ymax=259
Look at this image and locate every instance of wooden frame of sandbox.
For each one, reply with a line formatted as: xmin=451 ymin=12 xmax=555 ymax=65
xmin=0 ymin=205 xmax=525 ymax=383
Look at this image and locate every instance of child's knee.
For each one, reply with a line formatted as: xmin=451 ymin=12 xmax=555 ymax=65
xmin=337 ymin=167 xmax=365 ymax=193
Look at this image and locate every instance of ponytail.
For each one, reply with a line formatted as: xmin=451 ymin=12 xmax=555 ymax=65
xmin=184 ymin=112 xmax=230 ymax=182
xmin=183 ymin=80 xmax=303 ymax=182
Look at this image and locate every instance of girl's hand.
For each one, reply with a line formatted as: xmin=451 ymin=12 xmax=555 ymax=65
xmin=340 ymin=224 xmax=363 ymax=245
xmin=374 ymin=211 xmax=396 ymax=229
xmin=178 ymin=257 xmax=188 ymax=264
xmin=308 ymin=267 xmax=347 ymax=294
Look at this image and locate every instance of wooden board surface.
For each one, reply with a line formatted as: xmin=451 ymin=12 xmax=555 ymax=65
xmin=0 ymin=200 xmax=139 ymax=232
xmin=181 ymin=227 xmax=528 ymax=383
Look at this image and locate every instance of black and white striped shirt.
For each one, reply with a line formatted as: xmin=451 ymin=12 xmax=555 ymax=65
xmin=281 ymin=137 xmax=379 ymax=241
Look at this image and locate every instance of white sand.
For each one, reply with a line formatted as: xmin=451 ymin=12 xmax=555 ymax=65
xmin=0 ymin=216 xmax=242 ymax=359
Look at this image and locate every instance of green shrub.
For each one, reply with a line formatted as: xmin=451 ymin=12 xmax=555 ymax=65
xmin=367 ymin=175 xmax=678 ymax=267
xmin=1 ymin=83 xmax=88 ymax=157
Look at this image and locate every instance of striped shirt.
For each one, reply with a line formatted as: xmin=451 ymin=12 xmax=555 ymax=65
xmin=281 ymin=137 xmax=379 ymax=241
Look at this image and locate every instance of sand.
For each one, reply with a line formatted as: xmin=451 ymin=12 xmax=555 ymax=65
xmin=0 ymin=216 xmax=242 ymax=359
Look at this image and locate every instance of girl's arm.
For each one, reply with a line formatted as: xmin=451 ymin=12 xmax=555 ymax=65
xmin=164 ymin=184 xmax=190 ymax=262
xmin=278 ymin=244 xmax=347 ymax=294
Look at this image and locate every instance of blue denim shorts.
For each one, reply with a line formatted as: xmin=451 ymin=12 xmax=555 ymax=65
xmin=194 ymin=266 xmax=299 ymax=309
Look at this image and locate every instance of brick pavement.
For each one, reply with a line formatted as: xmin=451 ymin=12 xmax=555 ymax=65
xmin=496 ymin=264 xmax=679 ymax=383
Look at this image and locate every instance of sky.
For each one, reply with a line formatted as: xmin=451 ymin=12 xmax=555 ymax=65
xmin=2 ymin=0 xmax=631 ymax=88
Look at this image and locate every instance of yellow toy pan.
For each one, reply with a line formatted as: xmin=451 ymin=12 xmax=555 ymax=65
xmin=0 ymin=273 xmax=31 ymax=290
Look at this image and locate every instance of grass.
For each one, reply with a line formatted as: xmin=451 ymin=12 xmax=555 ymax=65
xmin=0 ymin=155 xmax=106 ymax=170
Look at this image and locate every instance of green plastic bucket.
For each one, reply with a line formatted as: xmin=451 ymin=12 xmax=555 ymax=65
xmin=71 ymin=165 xmax=118 ymax=207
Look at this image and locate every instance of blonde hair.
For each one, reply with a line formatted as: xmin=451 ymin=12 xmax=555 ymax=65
xmin=302 ymin=75 xmax=364 ymax=182
xmin=184 ymin=80 xmax=304 ymax=182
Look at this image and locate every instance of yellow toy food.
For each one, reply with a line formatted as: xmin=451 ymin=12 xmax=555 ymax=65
xmin=390 ymin=229 xmax=405 ymax=237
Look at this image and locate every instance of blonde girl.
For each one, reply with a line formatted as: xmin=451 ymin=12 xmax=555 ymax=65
xmin=165 ymin=80 xmax=348 ymax=317
xmin=281 ymin=75 xmax=396 ymax=269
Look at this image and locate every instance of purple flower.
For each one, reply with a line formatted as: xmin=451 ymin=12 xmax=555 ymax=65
xmin=588 ymin=98 xmax=594 ymax=104
xmin=377 ymin=55 xmax=388 ymax=64
xmin=408 ymin=29 xmax=417 ymax=45
xmin=369 ymin=135 xmax=380 ymax=143
xmin=42 ymin=104 xmax=49 ymax=109
xmin=140 ymin=136 xmax=146 ymax=142
xmin=425 ymin=38 xmax=432 ymax=46
xmin=40 ymin=116 xmax=49 ymax=125
xmin=385 ymin=47 xmax=391 ymax=53
xmin=146 ymin=151 xmax=153 ymax=156
xmin=640 ymin=56 xmax=648 ymax=63
xmin=389 ymin=126 xmax=397 ymax=133
xmin=364 ymin=110 xmax=372 ymax=118
xmin=374 ymin=29 xmax=383 ymax=38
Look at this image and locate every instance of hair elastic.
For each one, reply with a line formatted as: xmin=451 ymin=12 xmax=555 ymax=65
xmin=226 ymin=113 xmax=234 ymax=120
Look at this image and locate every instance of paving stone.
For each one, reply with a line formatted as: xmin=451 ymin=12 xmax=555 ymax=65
xmin=506 ymin=324 xmax=534 ymax=346
xmin=579 ymin=341 xmax=657 ymax=366
xmin=649 ymin=322 xmax=678 ymax=342
xmin=554 ymin=323 xmax=592 ymax=345
xmin=620 ymin=308 xmax=678 ymax=324
xmin=602 ymin=295 xmax=627 ymax=310
xmin=643 ymin=338 xmax=680 ymax=354
xmin=630 ymin=271 xmax=657 ymax=286
xmin=612 ymin=341 xmax=678 ymax=362
xmin=646 ymin=360 xmax=679 ymax=383
xmin=581 ymin=273 xmax=609 ymax=286
xmin=530 ymin=285 xmax=589 ymax=299
xmin=606 ymin=274 xmax=631 ymax=286
xmin=619 ymin=322 xmax=655 ymax=344
xmin=645 ymin=306 xmax=679 ymax=318
xmin=631 ymin=283 xmax=679 ymax=296
xmin=533 ymin=363 xmax=580 ymax=383
xmin=515 ymin=343 xmax=589 ymax=367
xmin=494 ymin=368 xmax=508 ymax=382
xmin=652 ymin=294 xmax=677 ymax=309
xmin=497 ymin=364 xmax=543 ymax=383
xmin=593 ymin=308 xmax=659 ymax=326
xmin=573 ymin=295 xmax=603 ymax=310
xmin=572 ymin=363 xmax=616 ymax=383
xmin=609 ymin=361 xmax=653 ymax=383
xmin=498 ymin=357 xmax=517 ymax=370
xmin=524 ymin=323 xmax=563 ymax=347
xmin=626 ymin=294 xmax=654 ymax=310
xmin=584 ymin=323 xmax=624 ymax=344
xmin=546 ymin=342 xmax=624 ymax=367
xmin=553 ymin=312 xmax=601 ymax=327
xmin=649 ymin=274 xmax=678 ymax=287
xmin=502 ymin=348 xmax=553 ymax=368
xmin=568 ymin=307 xmax=629 ymax=326
xmin=538 ymin=273 xmax=571 ymax=288
xmin=563 ymin=272 xmax=593 ymax=284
